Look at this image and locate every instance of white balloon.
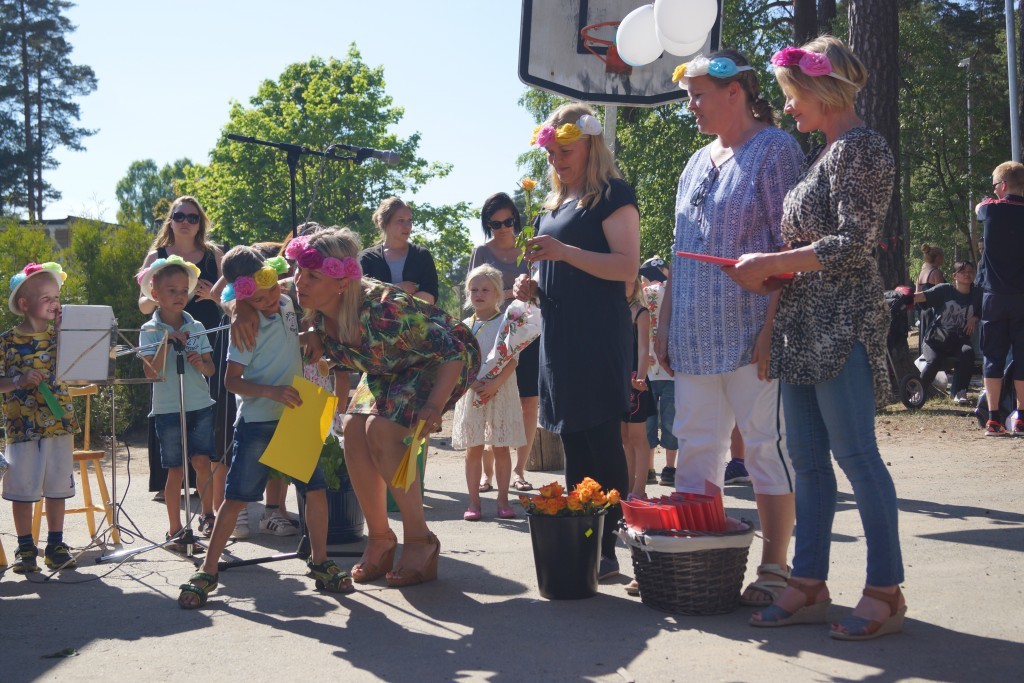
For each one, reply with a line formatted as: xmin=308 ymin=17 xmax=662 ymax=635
xmin=658 ymin=28 xmax=708 ymax=57
xmin=615 ymin=4 xmax=663 ymax=67
xmin=654 ymin=0 xmax=719 ymax=45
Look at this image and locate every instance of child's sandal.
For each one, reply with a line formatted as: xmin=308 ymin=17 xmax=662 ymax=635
xmin=178 ymin=571 xmax=218 ymax=609
xmin=306 ymin=559 xmax=355 ymax=594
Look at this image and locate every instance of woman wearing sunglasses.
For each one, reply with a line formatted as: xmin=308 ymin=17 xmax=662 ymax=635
xmin=653 ymin=51 xmax=803 ymax=609
xmin=469 ymin=192 xmax=538 ymax=493
xmin=139 ymin=196 xmax=228 ymax=517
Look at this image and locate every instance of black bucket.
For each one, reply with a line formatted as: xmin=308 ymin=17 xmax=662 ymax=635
xmin=528 ymin=512 xmax=604 ymax=600
xmin=326 ymin=472 xmax=365 ymax=545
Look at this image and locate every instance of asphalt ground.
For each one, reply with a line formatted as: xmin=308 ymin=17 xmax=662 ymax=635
xmin=1 ymin=418 xmax=1021 ymax=682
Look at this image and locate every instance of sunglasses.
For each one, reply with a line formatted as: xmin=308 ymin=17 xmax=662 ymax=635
xmin=992 ymin=180 xmax=1004 ymax=190
xmin=690 ymin=165 xmax=720 ymax=208
xmin=172 ymin=211 xmax=201 ymax=225
xmin=486 ymin=217 xmax=516 ymax=231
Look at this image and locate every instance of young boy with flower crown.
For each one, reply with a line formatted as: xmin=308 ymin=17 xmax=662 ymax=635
xmin=177 ymin=246 xmax=352 ymax=609
xmin=137 ymin=255 xmax=218 ymax=549
xmin=1 ymin=262 xmax=80 ymax=573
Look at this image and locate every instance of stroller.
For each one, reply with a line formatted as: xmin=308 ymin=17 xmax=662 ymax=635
xmin=884 ymin=287 xmax=927 ymax=410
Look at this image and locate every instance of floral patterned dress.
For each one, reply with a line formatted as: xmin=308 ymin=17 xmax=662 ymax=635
xmin=317 ymin=280 xmax=481 ymax=428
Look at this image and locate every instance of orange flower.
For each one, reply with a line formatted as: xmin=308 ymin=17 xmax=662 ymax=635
xmin=592 ymin=490 xmax=607 ymax=506
xmin=547 ymin=497 xmax=567 ymax=514
xmin=566 ymin=491 xmax=583 ymax=512
xmin=607 ymin=489 xmax=621 ymax=506
xmin=538 ymin=481 xmax=564 ymax=499
xmin=518 ymin=495 xmax=532 ymax=508
xmin=520 ymin=177 xmax=537 ymax=192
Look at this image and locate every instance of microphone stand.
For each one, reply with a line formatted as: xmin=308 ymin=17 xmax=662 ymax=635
xmin=96 ymin=324 xmax=231 ymax=565
xmin=224 ymin=134 xmax=362 ymax=237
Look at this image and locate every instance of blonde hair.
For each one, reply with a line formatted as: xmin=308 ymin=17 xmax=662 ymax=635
xmin=371 ymin=197 xmax=410 ymax=243
xmin=152 ymin=196 xmax=212 ymax=252
xmin=920 ymin=243 xmax=944 ymax=265
xmin=463 ymin=264 xmax=504 ymax=313
xmin=994 ymin=161 xmax=1024 ymax=193
xmin=540 ymin=103 xmax=621 ymax=212
xmin=774 ymin=35 xmax=867 ymax=114
xmin=299 ymin=227 xmax=364 ymax=345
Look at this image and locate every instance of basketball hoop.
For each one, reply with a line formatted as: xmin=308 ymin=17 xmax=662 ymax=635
xmin=580 ymin=21 xmax=631 ymax=75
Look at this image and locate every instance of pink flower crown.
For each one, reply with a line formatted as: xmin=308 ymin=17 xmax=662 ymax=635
xmin=284 ymin=236 xmax=362 ymax=280
xmin=770 ymin=46 xmax=857 ymax=87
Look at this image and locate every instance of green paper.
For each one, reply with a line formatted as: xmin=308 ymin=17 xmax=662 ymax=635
xmin=39 ymin=384 xmax=65 ymax=420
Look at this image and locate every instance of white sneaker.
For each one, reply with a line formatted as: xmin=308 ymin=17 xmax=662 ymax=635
xmin=259 ymin=512 xmax=298 ymax=536
xmin=954 ymin=390 xmax=970 ymax=406
xmin=232 ymin=507 xmax=251 ymax=539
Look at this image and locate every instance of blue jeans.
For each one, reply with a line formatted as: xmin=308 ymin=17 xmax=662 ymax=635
xmin=154 ymin=406 xmax=216 ymax=469
xmin=645 ymin=379 xmax=679 ymax=450
xmin=225 ymin=419 xmax=328 ymax=503
xmin=781 ymin=342 xmax=904 ymax=586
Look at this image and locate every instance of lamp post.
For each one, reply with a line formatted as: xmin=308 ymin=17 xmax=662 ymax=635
xmin=959 ymin=56 xmax=977 ymax=262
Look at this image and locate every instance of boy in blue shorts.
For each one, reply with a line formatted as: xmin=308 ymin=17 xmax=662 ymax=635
xmin=177 ymin=246 xmax=352 ymax=608
xmin=138 ymin=256 xmax=218 ymax=548
xmin=1 ymin=262 xmax=79 ymax=573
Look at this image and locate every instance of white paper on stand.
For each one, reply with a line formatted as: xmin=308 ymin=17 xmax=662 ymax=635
xmin=56 ymin=305 xmax=116 ymax=383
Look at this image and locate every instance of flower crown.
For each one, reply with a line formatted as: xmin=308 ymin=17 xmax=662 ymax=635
xmin=770 ymin=47 xmax=857 ymax=87
xmin=530 ymin=114 xmax=603 ymax=148
xmin=135 ymin=254 xmax=201 ymax=287
xmin=284 ymin=236 xmax=362 ymax=280
xmin=221 ymin=256 xmax=289 ymax=303
xmin=672 ymin=55 xmax=753 ymax=87
xmin=10 ymin=262 xmax=67 ymax=292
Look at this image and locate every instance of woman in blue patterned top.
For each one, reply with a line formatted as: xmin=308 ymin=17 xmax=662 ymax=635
xmin=654 ymin=50 xmax=802 ymax=608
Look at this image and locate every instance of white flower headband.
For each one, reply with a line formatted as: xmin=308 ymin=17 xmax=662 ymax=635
xmin=671 ymin=54 xmax=754 ymax=88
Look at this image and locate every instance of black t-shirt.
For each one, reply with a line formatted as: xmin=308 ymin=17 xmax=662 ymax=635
xmin=976 ymin=195 xmax=1024 ymax=295
xmin=921 ymin=283 xmax=981 ymax=343
xmin=536 ymin=178 xmax=637 ymax=433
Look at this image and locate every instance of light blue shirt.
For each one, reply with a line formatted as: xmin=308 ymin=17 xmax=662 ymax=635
xmin=140 ymin=310 xmax=215 ymax=416
xmin=669 ymin=126 xmax=802 ymax=375
xmin=226 ymin=295 xmax=301 ymax=424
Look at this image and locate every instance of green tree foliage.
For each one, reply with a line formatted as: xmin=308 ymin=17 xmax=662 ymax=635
xmin=115 ymin=158 xmax=193 ymax=228
xmin=0 ymin=0 xmax=96 ymax=220
xmin=409 ymin=201 xmax=475 ymax=315
xmin=179 ymin=47 xmax=454 ymax=249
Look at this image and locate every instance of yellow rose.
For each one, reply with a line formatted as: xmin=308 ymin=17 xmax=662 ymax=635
xmin=671 ymin=63 xmax=688 ymax=83
xmin=529 ymin=125 xmax=543 ymax=145
xmin=554 ymin=123 xmax=582 ymax=145
xmin=254 ymin=267 xmax=278 ymax=289
xmin=520 ymin=177 xmax=537 ymax=192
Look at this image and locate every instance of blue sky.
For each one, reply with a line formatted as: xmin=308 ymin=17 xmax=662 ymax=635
xmin=45 ymin=1 xmax=539 ymax=244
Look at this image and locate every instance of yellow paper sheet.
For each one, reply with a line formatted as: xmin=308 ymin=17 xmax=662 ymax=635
xmin=259 ymin=376 xmax=338 ymax=483
xmin=391 ymin=420 xmax=425 ymax=491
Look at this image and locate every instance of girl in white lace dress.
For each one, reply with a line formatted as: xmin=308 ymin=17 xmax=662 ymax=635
xmin=452 ymin=265 xmax=526 ymax=521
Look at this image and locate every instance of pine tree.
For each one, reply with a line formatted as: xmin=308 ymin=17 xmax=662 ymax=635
xmin=0 ymin=0 xmax=96 ymax=220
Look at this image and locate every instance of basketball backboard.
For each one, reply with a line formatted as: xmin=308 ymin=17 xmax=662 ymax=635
xmin=519 ymin=0 xmax=723 ymax=107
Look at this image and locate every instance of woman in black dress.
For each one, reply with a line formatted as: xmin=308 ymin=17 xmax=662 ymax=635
xmin=513 ymin=103 xmax=640 ymax=579
xmin=138 ymin=196 xmax=228 ymax=531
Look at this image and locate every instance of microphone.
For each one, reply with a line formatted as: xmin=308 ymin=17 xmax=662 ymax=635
xmin=329 ymin=143 xmax=400 ymax=165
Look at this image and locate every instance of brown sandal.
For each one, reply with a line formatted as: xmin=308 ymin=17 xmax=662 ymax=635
xmin=351 ymin=529 xmax=397 ymax=584
xmin=386 ymin=533 xmax=440 ymax=587
xmin=830 ymin=587 xmax=906 ymax=641
xmin=749 ymin=579 xmax=831 ymax=627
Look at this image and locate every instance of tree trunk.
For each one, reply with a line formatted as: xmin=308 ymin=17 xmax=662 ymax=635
xmin=35 ymin=65 xmax=43 ymax=220
xmin=793 ymin=0 xmax=818 ymax=45
xmin=818 ymin=0 xmax=838 ymax=35
xmin=849 ymin=0 xmax=911 ymax=391
xmin=18 ymin=0 xmax=35 ymax=221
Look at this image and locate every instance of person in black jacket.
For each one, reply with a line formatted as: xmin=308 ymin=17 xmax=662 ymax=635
xmin=359 ymin=197 xmax=439 ymax=305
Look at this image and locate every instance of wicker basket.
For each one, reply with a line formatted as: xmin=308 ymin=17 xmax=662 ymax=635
xmin=618 ymin=519 xmax=754 ymax=616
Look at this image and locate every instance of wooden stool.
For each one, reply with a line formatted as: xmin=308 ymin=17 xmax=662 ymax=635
xmin=32 ymin=385 xmax=119 ymax=544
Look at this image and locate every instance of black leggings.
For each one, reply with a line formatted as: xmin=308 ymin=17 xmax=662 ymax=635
xmin=921 ymin=336 xmax=975 ymax=395
xmin=560 ymin=417 xmax=630 ymax=558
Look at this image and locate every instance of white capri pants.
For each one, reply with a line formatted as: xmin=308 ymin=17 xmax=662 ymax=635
xmin=672 ymin=363 xmax=793 ymax=496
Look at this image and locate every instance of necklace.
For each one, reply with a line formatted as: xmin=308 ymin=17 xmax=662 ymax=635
xmin=470 ymin=310 xmax=501 ymax=336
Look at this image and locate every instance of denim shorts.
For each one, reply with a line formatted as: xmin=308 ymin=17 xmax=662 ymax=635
xmin=225 ymin=418 xmax=328 ymax=503
xmin=154 ymin=406 xmax=216 ymax=469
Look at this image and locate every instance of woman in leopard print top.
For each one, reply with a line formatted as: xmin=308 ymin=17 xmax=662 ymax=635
xmin=727 ymin=36 xmax=906 ymax=641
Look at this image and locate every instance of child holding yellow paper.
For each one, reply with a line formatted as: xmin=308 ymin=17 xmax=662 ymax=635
xmin=177 ymin=246 xmax=352 ymax=609
xmin=452 ymin=265 xmax=526 ymax=521
xmin=0 ymin=262 xmax=79 ymax=574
